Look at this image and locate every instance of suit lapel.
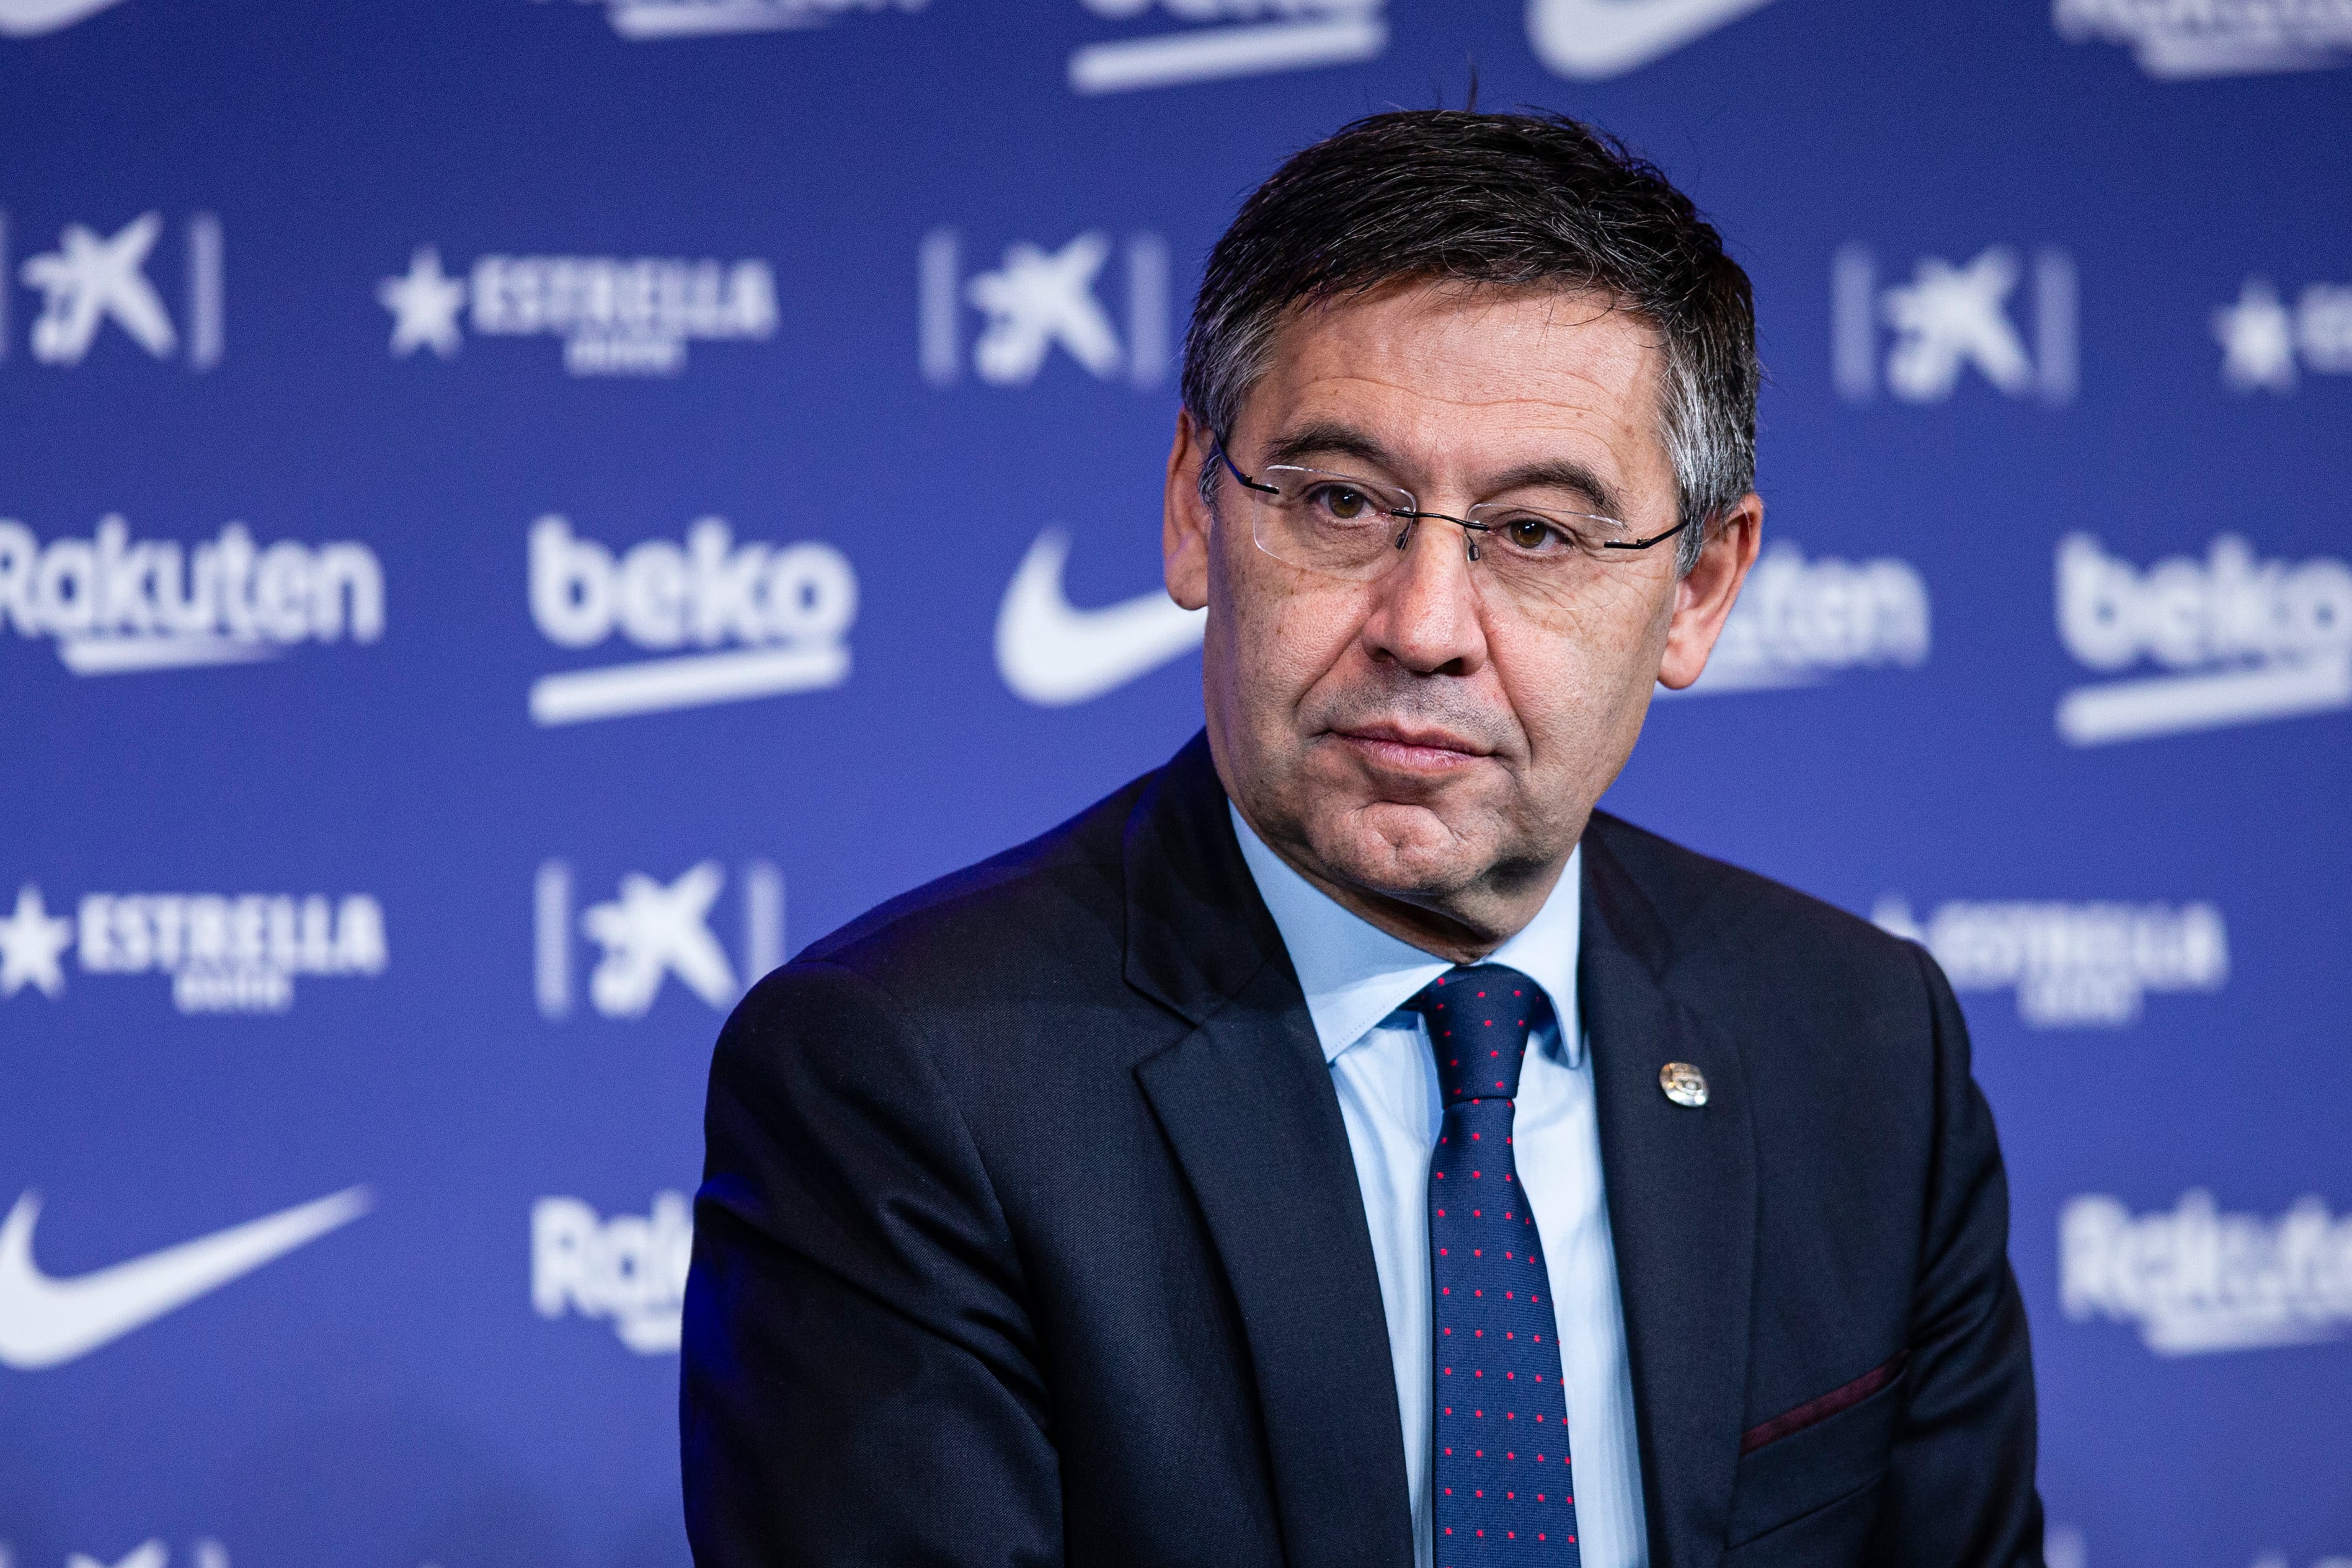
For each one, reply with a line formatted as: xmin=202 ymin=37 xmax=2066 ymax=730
xmin=1125 ymin=737 xmax=1416 ymax=1568
xmin=1581 ymin=825 xmax=1758 ymax=1568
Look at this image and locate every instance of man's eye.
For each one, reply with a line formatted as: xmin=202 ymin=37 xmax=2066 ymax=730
xmin=1310 ymin=485 xmax=1374 ymax=521
xmin=1501 ymin=517 xmax=1566 ymax=552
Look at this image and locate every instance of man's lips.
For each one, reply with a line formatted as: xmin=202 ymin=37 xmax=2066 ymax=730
xmin=1328 ymin=723 xmax=1492 ymax=771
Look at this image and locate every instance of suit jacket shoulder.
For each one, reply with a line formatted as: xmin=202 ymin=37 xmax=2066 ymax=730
xmin=1586 ymin=807 xmax=1925 ymax=1012
xmin=789 ymin=766 xmax=1153 ymax=1011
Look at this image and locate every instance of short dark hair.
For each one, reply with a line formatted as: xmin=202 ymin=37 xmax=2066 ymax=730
xmin=1180 ymin=110 xmax=1758 ymax=571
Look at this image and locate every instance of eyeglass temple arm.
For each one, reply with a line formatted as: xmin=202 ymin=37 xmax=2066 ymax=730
xmin=1602 ymin=517 xmax=1693 ymax=552
xmin=1211 ymin=435 xmax=1281 ymax=497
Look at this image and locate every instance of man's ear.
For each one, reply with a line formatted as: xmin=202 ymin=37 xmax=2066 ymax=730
xmin=1656 ymin=492 xmax=1763 ymax=691
xmin=1163 ymin=408 xmax=1214 ymax=612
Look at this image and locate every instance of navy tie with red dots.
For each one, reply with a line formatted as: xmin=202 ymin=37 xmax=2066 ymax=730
xmin=1408 ymin=963 xmax=1580 ymax=1566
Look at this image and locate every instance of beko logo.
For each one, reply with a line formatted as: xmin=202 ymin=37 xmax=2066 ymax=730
xmin=2062 ymin=1190 xmax=2352 ymax=1356
xmin=2055 ymin=533 xmax=2351 ymax=745
xmin=1068 ymin=0 xmax=1385 ymax=94
xmin=528 ymin=515 xmax=854 ymax=724
xmin=0 ymin=516 xmax=383 ymax=675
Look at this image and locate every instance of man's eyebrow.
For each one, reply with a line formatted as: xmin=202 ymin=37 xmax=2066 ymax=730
xmin=1483 ymin=460 xmax=1627 ymax=522
xmin=1259 ymin=422 xmax=1403 ymax=477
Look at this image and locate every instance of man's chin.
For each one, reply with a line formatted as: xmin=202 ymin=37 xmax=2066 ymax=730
xmin=1304 ymin=802 xmax=1489 ymax=904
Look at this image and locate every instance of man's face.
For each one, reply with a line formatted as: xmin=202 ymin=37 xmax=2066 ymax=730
xmin=1162 ymin=281 xmax=1759 ymax=950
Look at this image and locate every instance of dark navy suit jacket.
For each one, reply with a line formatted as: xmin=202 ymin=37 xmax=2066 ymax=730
xmin=681 ymin=733 xmax=2043 ymax=1567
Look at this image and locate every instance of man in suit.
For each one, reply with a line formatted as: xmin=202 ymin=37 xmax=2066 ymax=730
xmin=682 ymin=110 xmax=2041 ymax=1567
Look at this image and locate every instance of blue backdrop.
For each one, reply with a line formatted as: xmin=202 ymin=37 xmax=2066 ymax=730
xmin=4 ymin=2 xmax=2349 ymax=1566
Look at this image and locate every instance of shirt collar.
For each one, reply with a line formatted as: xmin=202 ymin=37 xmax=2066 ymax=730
xmin=1229 ymin=801 xmax=1583 ymax=1068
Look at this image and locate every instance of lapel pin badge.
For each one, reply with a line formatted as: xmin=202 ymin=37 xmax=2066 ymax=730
xmin=1659 ymin=1061 xmax=1708 ymax=1107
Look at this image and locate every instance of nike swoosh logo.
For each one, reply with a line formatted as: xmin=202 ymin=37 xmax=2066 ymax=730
xmin=0 ymin=0 xmax=131 ymax=38
xmin=1526 ymin=0 xmax=1780 ymax=79
xmin=995 ymin=526 xmax=1204 ymax=707
xmin=0 ymin=1185 xmax=371 ymax=1370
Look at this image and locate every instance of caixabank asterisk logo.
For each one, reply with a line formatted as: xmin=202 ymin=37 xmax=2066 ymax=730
xmin=918 ymin=225 xmax=1170 ymax=391
xmin=1833 ymin=244 xmax=2078 ymax=409
xmin=532 ymin=858 xmax=784 ymax=1021
xmin=1 ymin=208 xmax=222 ymax=370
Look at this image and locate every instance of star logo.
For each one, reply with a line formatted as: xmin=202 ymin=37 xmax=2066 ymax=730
xmin=0 ymin=885 xmax=74 ymax=1000
xmin=378 ymin=246 xmax=468 ymax=360
xmin=2213 ymin=277 xmax=2298 ymax=394
xmin=964 ymin=232 xmax=1122 ymax=385
xmin=580 ymin=862 xmax=739 ymax=1017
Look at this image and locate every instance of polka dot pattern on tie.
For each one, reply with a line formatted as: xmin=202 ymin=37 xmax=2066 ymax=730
xmin=1408 ymin=963 xmax=1581 ymax=1567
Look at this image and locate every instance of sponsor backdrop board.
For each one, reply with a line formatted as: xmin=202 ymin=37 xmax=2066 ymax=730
xmin=2 ymin=1 xmax=2348 ymax=1566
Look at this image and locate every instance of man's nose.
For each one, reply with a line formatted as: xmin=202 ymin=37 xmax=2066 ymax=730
xmin=1359 ymin=516 xmax=1491 ymax=677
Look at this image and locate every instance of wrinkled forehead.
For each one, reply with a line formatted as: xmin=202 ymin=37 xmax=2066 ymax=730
xmin=1236 ymin=279 xmax=1675 ymax=505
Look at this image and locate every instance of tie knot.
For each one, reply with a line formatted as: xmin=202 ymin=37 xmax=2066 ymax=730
xmin=1408 ymin=963 xmax=1540 ymax=1104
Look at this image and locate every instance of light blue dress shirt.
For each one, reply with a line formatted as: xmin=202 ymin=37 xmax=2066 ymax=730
xmin=1231 ymin=804 xmax=1649 ymax=1568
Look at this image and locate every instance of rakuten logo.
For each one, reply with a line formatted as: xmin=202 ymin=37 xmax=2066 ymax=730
xmin=527 ymin=515 xmax=854 ymax=725
xmin=2055 ymin=533 xmax=2352 ymax=744
xmin=2062 ymin=1190 xmax=2352 ymax=1355
xmin=531 ymin=1191 xmax=690 ymax=1354
xmin=1680 ymin=540 xmax=1928 ymax=693
xmin=0 ymin=516 xmax=383 ymax=675
xmin=534 ymin=0 xmax=926 ymax=43
xmin=2056 ymin=0 xmax=2351 ymax=79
